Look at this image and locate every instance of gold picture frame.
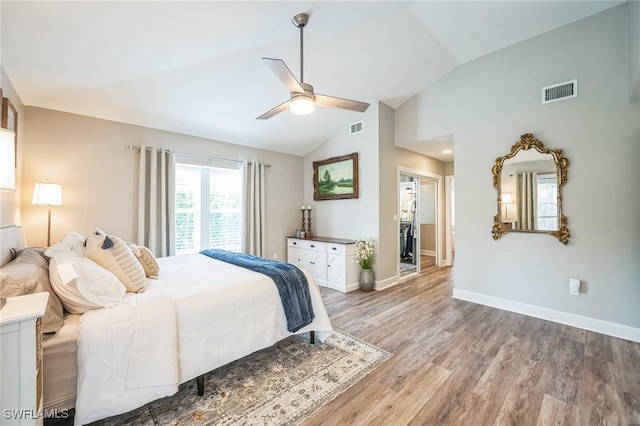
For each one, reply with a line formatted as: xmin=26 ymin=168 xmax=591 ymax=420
xmin=313 ymin=152 xmax=359 ymax=200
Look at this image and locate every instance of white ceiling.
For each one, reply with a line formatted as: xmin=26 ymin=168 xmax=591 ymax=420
xmin=1 ymin=1 xmax=622 ymax=159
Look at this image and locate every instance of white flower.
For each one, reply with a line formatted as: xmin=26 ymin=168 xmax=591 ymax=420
xmin=355 ymin=238 xmax=375 ymax=269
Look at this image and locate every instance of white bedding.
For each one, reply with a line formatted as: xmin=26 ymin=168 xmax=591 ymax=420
xmin=74 ymin=253 xmax=333 ymax=425
xmin=43 ymin=314 xmax=82 ymax=411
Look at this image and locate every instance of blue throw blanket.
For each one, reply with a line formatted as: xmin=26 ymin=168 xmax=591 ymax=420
xmin=199 ymin=249 xmax=315 ymax=332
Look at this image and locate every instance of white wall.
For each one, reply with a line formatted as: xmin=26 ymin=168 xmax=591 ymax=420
xmin=21 ymin=107 xmax=304 ymax=260
xmin=303 ymin=103 xmax=381 ymax=248
xmin=395 ymin=5 xmax=640 ymax=331
xmin=0 ymin=68 xmax=24 ymax=226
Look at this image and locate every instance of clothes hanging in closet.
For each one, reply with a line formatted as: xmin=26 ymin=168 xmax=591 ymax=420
xmin=400 ymin=222 xmax=413 ymax=259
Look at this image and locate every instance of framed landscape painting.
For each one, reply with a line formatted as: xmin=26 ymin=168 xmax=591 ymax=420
xmin=313 ymin=152 xmax=359 ymax=200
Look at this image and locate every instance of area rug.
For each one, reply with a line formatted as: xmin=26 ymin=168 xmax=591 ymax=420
xmin=400 ymin=262 xmax=416 ymax=273
xmin=92 ymin=330 xmax=391 ymax=426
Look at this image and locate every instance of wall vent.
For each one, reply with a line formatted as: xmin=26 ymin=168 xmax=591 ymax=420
xmin=349 ymin=121 xmax=363 ymax=135
xmin=542 ymin=79 xmax=577 ymax=104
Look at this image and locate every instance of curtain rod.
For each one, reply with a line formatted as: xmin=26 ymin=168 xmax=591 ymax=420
xmin=126 ymin=145 xmax=271 ymax=167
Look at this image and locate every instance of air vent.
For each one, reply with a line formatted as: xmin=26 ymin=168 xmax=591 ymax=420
xmin=542 ymin=79 xmax=577 ymax=104
xmin=349 ymin=121 xmax=363 ymax=135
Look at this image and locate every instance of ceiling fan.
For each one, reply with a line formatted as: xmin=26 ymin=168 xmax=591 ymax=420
xmin=257 ymin=13 xmax=370 ymax=120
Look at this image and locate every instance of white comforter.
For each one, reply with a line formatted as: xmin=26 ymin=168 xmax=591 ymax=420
xmin=74 ymin=253 xmax=333 ymax=425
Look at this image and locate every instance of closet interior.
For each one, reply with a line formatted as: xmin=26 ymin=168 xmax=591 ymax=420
xmin=399 ymin=178 xmax=417 ymax=274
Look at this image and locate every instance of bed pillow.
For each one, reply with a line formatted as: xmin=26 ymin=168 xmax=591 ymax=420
xmin=127 ymin=243 xmax=160 ymax=279
xmin=45 ymin=232 xmax=86 ymax=259
xmin=49 ymin=257 xmax=126 ymax=314
xmin=86 ymin=233 xmax=146 ymax=293
xmin=0 ymin=248 xmax=65 ymax=333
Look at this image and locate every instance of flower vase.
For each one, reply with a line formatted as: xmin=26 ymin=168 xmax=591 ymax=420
xmin=359 ymin=269 xmax=375 ymax=292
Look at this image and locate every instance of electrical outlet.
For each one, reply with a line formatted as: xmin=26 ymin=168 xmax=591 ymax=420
xmin=273 ymin=252 xmax=278 ymax=260
xmin=569 ymin=278 xmax=580 ymax=296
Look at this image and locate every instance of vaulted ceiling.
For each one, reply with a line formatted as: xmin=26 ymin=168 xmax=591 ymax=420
xmin=1 ymin=1 xmax=622 ymax=158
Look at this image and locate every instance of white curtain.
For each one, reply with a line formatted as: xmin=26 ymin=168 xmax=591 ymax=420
xmin=137 ymin=145 xmax=175 ymax=257
xmin=246 ymin=161 xmax=266 ymax=256
xmin=517 ymin=172 xmax=537 ymax=230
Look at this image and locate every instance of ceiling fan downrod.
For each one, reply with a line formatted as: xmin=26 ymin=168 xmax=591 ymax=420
xmin=292 ymin=13 xmax=309 ymax=84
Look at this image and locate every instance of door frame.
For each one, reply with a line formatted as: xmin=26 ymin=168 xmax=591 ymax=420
xmin=445 ymin=175 xmax=454 ymax=267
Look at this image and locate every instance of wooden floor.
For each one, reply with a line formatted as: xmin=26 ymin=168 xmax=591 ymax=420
xmin=303 ymin=266 xmax=640 ymax=426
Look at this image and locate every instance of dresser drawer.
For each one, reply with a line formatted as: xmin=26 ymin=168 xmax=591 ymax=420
xmin=287 ymin=238 xmax=304 ymax=248
xmin=327 ymin=244 xmax=344 ymax=255
xmin=300 ymin=240 xmax=326 ymax=252
xmin=287 ymin=238 xmax=326 ymax=252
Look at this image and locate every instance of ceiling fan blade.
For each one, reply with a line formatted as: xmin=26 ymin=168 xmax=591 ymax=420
xmin=315 ymin=94 xmax=370 ymax=113
xmin=257 ymin=99 xmax=291 ymax=120
xmin=262 ymin=58 xmax=304 ymax=94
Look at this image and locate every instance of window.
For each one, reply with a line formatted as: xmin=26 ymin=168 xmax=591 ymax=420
xmin=536 ymin=173 xmax=558 ymax=230
xmin=174 ymin=161 xmax=243 ymax=255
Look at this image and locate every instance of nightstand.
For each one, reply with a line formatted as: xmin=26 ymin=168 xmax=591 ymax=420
xmin=1 ymin=292 xmax=49 ymax=426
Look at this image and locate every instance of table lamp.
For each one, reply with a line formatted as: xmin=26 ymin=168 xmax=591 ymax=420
xmin=502 ymin=193 xmax=513 ymax=220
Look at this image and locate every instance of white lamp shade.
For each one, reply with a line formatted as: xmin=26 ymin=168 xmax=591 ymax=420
xmin=502 ymin=193 xmax=513 ymax=204
xmin=0 ymin=128 xmax=16 ymax=191
xmin=32 ymin=183 xmax=63 ymax=206
xmin=290 ymin=96 xmax=315 ymax=115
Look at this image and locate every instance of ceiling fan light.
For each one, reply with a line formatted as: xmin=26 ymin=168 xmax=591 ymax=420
xmin=290 ymin=96 xmax=315 ymax=115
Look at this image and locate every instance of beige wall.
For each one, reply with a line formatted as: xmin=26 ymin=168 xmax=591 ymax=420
xmin=444 ymin=161 xmax=454 ymax=176
xmin=420 ymin=224 xmax=436 ymax=252
xmin=21 ymin=107 xmax=304 ymax=259
xmin=302 ymin=102 xmax=446 ymax=283
xmin=376 ymin=103 xmax=447 ymax=281
xmin=0 ymin=68 xmax=25 ymax=226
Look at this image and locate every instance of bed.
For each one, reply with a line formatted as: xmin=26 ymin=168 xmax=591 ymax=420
xmin=0 ymin=225 xmax=333 ymax=425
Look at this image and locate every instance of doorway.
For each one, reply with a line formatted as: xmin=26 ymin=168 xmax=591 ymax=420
xmin=399 ymin=176 xmax=418 ymax=275
xmin=397 ymin=167 xmax=443 ymax=279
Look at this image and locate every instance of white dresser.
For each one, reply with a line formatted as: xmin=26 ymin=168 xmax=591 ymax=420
xmin=1 ymin=292 xmax=48 ymax=426
xmin=286 ymin=237 xmax=359 ymax=293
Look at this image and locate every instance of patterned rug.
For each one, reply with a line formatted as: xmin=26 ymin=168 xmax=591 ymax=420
xmin=400 ymin=262 xmax=416 ymax=273
xmin=92 ymin=330 xmax=391 ymax=426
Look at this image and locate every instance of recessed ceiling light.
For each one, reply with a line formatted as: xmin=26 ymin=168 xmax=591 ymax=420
xmin=442 ymin=149 xmax=452 ymax=154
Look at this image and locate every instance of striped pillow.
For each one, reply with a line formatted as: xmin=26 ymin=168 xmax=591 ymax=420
xmin=86 ymin=233 xmax=146 ymax=293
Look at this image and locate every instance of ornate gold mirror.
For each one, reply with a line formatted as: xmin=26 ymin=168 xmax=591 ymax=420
xmin=492 ymin=133 xmax=569 ymax=244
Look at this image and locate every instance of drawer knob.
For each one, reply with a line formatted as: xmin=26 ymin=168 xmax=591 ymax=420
xmin=332 ymin=247 xmax=337 ymax=251
xmin=310 ymin=244 xmax=315 ymax=248
xmin=293 ymin=242 xmax=297 ymax=245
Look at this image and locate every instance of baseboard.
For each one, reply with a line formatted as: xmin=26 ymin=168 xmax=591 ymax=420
xmin=420 ymin=249 xmax=436 ymax=256
xmin=375 ymin=275 xmax=399 ymax=291
xmin=452 ymin=289 xmax=640 ymax=343
xmin=344 ymin=281 xmax=360 ymax=293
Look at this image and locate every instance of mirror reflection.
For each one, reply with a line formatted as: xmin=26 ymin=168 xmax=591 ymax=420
xmin=492 ymin=133 xmax=570 ymax=244
xmin=500 ymin=150 xmax=558 ymax=231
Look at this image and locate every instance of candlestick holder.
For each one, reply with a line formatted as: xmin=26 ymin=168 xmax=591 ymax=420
xmin=306 ymin=208 xmax=313 ymax=238
xmin=301 ymin=208 xmax=307 ymax=238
